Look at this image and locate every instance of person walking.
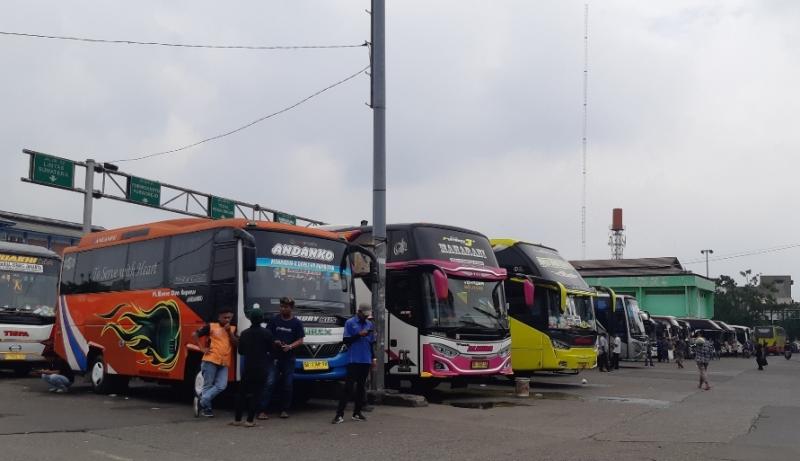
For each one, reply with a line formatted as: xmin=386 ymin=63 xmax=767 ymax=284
xmin=332 ymin=304 xmax=376 ymax=424
xmin=259 ymin=297 xmax=305 ymax=420
xmin=755 ymin=341 xmax=768 ymax=371
xmin=644 ymin=339 xmax=654 ymax=367
xmin=694 ymin=336 xmax=712 ymax=390
xmin=611 ymin=334 xmax=622 ymax=370
xmin=597 ymin=333 xmax=609 ymax=372
xmin=674 ymin=337 xmax=685 ymax=369
xmin=193 ymin=308 xmax=238 ymax=417
xmin=231 ymin=309 xmax=273 ymax=427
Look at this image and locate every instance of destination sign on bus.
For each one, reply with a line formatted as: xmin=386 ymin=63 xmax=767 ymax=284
xmin=414 ymin=227 xmax=496 ymax=267
xmin=519 ymin=244 xmax=590 ymax=290
xmin=0 ymin=254 xmax=44 ymax=274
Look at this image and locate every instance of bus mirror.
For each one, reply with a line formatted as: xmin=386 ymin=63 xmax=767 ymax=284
xmin=433 ymin=269 xmax=449 ymax=301
xmin=523 ymin=279 xmax=535 ymax=308
xmin=557 ymin=282 xmax=568 ymax=313
xmin=243 ymin=246 xmax=257 ymax=272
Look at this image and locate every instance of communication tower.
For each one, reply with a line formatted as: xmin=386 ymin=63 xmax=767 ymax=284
xmin=609 ymin=208 xmax=626 ymax=259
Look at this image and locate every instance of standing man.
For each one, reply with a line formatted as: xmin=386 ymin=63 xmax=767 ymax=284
xmin=694 ymin=335 xmax=712 ymax=390
xmin=597 ymin=333 xmax=609 ymax=372
xmin=231 ymin=309 xmax=273 ymax=427
xmin=644 ymin=339 xmax=654 ymax=367
xmin=193 ymin=307 xmax=237 ymax=417
xmin=259 ymin=297 xmax=304 ymax=419
xmin=611 ymin=334 xmax=622 ymax=370
xmin=332 ymin=304 xmax=375 ymax=424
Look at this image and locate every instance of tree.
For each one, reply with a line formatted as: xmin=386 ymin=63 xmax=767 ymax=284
xmin=713 ymin=270 xmax=777 ymax=326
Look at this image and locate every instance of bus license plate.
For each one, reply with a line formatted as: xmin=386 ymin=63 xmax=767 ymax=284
xmin=471 ymin=360 xmax=489 ymax=370
xmin=2 ymin=353 xmax=26 ymax=361
xmin=302 ymin=360 xmax=329 ymax=371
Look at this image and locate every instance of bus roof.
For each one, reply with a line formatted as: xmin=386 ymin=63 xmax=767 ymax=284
xmin=0 ymin=241 xmax=60 ymax=259
xmin=490 ymin=239 xmax=558 ymax=253
xmin=332 ymin=222 xmax=490 ymax=240
xmin=68 ymin=218 xmax=342 ymax=252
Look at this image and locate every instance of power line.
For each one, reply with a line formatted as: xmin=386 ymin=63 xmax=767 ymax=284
xmin=0 ymin=31 xmax=367 ymax=50
xmin=110 ymin=63 xmax=370 ymax=163
xmin=682 ymin=243 xmax=800 ymax=265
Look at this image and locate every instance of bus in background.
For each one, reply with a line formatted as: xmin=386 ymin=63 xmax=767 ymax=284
xmin=337 ymin=223 xmax=512 ymax=389
xmin=54 ymin=219 xmax=372 ymax=394
xmin=491 ymin=240 xmax=597 ymax=373
xmin=0 ymin=242 xmax=61 ymax=376
xmin=754 ymin=325 xmax=786 ymax=355
xmin=594 ymin=291 xmax=648 ymax=361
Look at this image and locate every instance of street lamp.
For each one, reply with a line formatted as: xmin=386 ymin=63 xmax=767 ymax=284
xmin=700 ymin=249 xmax=714 ymax=278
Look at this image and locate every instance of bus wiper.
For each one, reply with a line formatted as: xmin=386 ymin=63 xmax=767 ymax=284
xmin=296 ymin=306 xmax=325 ymax=312
xmin=471 ymin=306 xmax=508 ymax=333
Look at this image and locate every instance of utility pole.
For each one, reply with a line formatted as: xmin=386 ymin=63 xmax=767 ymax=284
xmin=82 ymin=159 xmax=96 ymax=234
xmin=701 ymin=249 xmax=714 ymax=278
xmin=370 ymin=0 xmax=387 ymax=396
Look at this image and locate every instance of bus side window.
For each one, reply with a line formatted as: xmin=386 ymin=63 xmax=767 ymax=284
xmin=212 ymin=244 xmax=236 ymax=284
xmin=60 ymin=253 xmax=77 ymax=295
xmin=128 ymin=239 xmax=166 ymax=290
xmin=168 ymin=231 xmax=213 ymax=286
xmin=386 ymin=271 xmax=420 ymax=326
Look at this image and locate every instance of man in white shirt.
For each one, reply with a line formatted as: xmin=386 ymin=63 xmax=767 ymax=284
xmin=597 ymin=334 xmax=610 ymax=372
xmin=612 ymin=334 xmax=622 ymax=370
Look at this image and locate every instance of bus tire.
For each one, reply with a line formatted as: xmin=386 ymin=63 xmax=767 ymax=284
xmin=12 ymin=363 xmax=32 ymax=378
xmin=88 ymin=353 xmax=113 ymax=394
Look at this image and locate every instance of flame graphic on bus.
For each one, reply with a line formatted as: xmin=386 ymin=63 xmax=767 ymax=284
xmin=98 ymin=300 xmax=182 ymax=371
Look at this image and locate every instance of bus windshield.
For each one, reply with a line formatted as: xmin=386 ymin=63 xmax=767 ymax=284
xmin=754 ymin=327 xmax=774 ymax=339
xmin=245 ymin=231 xmax=351 ymax=315
xmin=0 ymin=256 xmax=59 ymax=317
xmin=427 ymin=277 xmax=507 ymax=330
xmin=625 ymin=298 xmax=646 ymax=337
xmin=560 ymin=294 xmax=595 ymax=330
xmin=518 ymin=244 xmax=590 ymax=291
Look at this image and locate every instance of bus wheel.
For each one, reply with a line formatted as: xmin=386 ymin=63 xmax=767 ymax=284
xmin=12 ymin=364 xmax=32 ymax=378
xmin=89 ymin=354 xmax=112 ymax=394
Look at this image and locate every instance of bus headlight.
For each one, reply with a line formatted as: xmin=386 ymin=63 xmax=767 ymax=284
xmin=431 ymin=343 xmax=459 ymax=358
xmin=498 ymin=345 xmax=510 ymax=357
xmin=551 ymin=338 xmax=571 ymax=350
xmin=33 ymin=305 xmax=55 ymax=317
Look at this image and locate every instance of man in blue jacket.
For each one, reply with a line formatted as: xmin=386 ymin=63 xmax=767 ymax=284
xmin=332 ymin=304 xmax=376 ymax=424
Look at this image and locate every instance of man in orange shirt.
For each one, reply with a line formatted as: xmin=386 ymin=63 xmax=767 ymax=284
xmin=193 ymin=307 xmax=238 ymax=417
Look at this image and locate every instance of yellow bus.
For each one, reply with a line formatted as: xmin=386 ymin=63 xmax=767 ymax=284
xmin=491 ymin=240 xmax=597 ymax=373
xmin=754 ymin=325 xmax=787 ymax=354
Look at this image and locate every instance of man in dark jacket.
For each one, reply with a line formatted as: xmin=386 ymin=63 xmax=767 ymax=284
xmin=232 ymin=309 xmax=273 ymax=427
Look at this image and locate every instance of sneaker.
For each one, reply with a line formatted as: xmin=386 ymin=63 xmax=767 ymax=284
xmin=352 ymin=413 xmax=367 ymax=422
xmin=243 ymin=422 xmax=257 ymax=428
xmin=256 ymin=413 xmax=269 ymax=420
xmin=55 ymin=389 xmax=66 ymax=393
xmin=193 ymin=397 xmax=200 ymax=418
xmin=279 ymin=411 xmax=289 ymax=419
xmin=332 ymin=415 xmax=345 ymax=424
xmin=201 ymin=409 xmax=214 ymax=418
xmin=228 ymin=421 xmax=243 ymax=427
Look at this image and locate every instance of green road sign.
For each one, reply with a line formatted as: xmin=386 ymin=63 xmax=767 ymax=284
xmin=209 ymin=196 xmax=235 ymax=219
xmin=274 ymin=212 xmax=297 ymax=225
xmin=30 ymin=153 xmax=74 ymax=188
xmin=127 ymin=176 xmax=161 ymax=206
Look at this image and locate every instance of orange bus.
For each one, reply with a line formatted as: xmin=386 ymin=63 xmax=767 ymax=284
xmin=54 ymin=218 xmax=373 ymax=393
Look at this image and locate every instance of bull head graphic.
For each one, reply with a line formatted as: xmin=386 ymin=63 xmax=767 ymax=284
xmin=98 ymin=300 xmax=181 ymax=371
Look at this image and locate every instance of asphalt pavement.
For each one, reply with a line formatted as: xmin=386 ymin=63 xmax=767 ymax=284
xmin=1 ymin=356 xmax=798 ymax=461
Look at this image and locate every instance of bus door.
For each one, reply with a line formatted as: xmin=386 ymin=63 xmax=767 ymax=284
xmin=385 ymin=270 xmax=422 ymax=376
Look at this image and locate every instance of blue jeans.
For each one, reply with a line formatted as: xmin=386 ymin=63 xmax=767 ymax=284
xmin=200 ymin=361 xmax=228 ymax=411
xmin=42 ymin=374 xmax=70 ymax=391
xmin=260 ymin=356 xmax=293 ymax=412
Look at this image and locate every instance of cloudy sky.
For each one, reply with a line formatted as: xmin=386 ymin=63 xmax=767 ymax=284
xmin=1 ymin=0 xmax=798 ymax=285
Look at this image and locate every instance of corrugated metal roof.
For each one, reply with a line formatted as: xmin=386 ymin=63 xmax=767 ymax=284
xmin=570 ymin=257 xmax=691 ymax=277
xmin=0 ymin=210 xmax=103 ymax=239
